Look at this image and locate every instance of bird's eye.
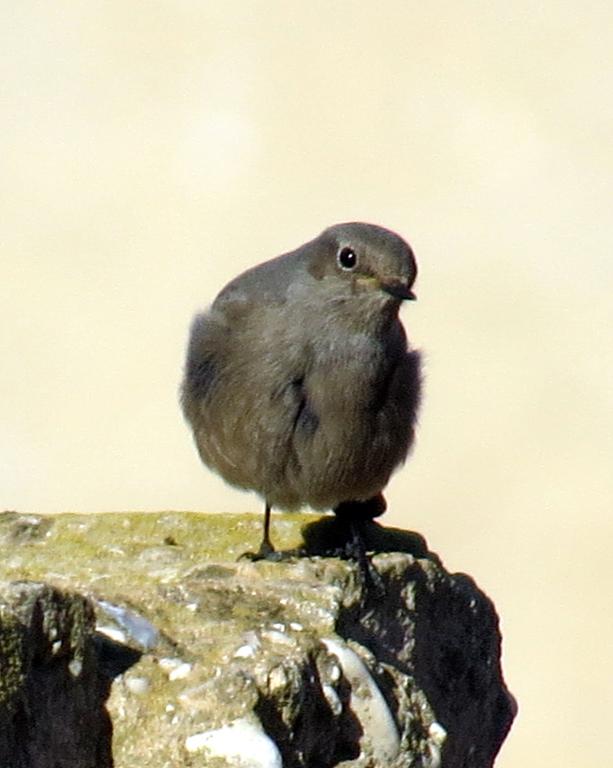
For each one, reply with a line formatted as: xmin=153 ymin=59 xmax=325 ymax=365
xmin=337 ymin=247 xmax=358 ymax=271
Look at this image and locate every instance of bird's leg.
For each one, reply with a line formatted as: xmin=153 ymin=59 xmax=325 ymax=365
xmin=333 ymin=495 xmax=386 ymax=595
xmin=239 ymin=502 xmax=280 ymax=561
xmin=258 ymin=502 xmax=275 ymax=557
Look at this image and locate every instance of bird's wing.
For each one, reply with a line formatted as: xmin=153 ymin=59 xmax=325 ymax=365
xmin=181 ymin=311 xmax=223 ymax=407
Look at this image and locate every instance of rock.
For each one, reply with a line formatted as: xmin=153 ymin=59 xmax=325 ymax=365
xmin=185 ymin=717 xmax=283 ymax=766
xmin=321 ymin=637 xmax=400 ymax=763
xmin=0 ymin=510 xmax=516 ymax=767
xmin=0 ymin=580 xmax=113 ymax=768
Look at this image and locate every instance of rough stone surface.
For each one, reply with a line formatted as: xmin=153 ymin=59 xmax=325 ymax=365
xmin=0 ymin=581 xmax=113 ymax=767
xmin=0 ymin=510 xmax=516 ymax=767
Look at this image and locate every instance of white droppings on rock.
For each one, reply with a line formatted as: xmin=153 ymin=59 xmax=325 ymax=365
xmin=234 ymin=643 xmax=257 ymax=659
xmin=427 ymin=721 xmax=447 ymax=768
xmin=68 ymin=658 xmax=82 ymax=678
xmin=427 ymin=720 xmax=447 ymax=768
xmin=96 ymin=599 xmax=160 ymax=650
xmin=125 ymin=676 xmax=150 ymax=695
xmin=96 ymin=625 xmax=127 ymax=645
xmin=158 ymin=657 xmax=185 ymax=673
xmin=428 ymin=721 xmax=446 ymax=746
xmin=185 ymin=717 xmax=282 ymax=767
xmin=169 ymin=662 xmax=192 ymax=681
xmin=322 ymin=683 xmax=342 ymax=716
xmin=235 ymin=630 xmax=262 ymax=658
xmin=262 ymin=629 xmax=293 ymax=646
xmin=322 ymin=638 xmax=400 ymax=763
xmin=20 ymin=514 xmax=43 ymax=528
xmin=267 ymin=665 xmax=288 ymax=693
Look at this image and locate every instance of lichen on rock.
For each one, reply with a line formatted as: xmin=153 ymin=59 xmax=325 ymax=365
xmin=0 ymin=510 xmax=515 ymax=767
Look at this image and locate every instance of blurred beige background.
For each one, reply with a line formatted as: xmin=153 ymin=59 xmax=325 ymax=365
xmin=2 ymin=2 xmax=612 ymax=765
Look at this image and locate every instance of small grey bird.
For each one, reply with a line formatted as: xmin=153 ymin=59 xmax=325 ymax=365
xmin=181 ymin=222 xmax=421 ymax=557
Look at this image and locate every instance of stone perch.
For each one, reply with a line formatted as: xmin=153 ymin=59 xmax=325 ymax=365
xmin=0 ymin=510 xmax=516 ymax=767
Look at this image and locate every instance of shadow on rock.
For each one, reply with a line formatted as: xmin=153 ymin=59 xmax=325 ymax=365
xmin=300 ymin=515 xmax=441 ymax=564
xmin=0 ymin=582 xmax=143 ymax=768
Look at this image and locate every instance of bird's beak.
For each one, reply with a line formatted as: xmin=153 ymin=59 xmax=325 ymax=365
xmin=381 ymin=281 xmax=417 ymax=301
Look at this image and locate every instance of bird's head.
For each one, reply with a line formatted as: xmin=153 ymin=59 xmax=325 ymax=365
xmin=307 ymin=223 xmax=417 ymax=310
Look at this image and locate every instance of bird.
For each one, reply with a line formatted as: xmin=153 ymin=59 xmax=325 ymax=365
xmin=181 ymin=222 xmax=421 ymax=558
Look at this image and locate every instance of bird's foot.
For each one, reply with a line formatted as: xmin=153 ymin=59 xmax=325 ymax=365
xmin=238 ymin=543 xmax=306 ymax=563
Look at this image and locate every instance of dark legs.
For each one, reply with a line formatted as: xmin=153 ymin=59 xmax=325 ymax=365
xmin=332 ymin=494 xmax=387 ymax=594
xmin=258 ymin=502 xmax=275 ymax=557
xmin=240 ymin=495 xmax=387 ymax=587
xmin=239 ymin=501 xmax=278 ymax=560
xmin=256 ymin=494 xmax=386 ymax=559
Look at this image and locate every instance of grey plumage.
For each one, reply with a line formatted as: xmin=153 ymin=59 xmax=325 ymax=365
xmin=181 ymin=222 xmax=421 ymax=551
